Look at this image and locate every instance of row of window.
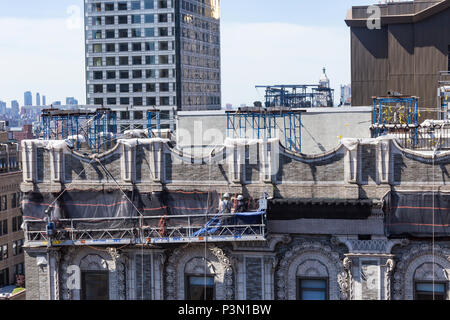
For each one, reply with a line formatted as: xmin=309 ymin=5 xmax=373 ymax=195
xmin=91 ymin=41 xmax=172 ymax=53
xmin=0 ymin=193 xmax=21 ymax=212
xmin=182 ymin=13 xmax=220 ymax=33
xmin=91 ymin=0 xmax=170 ymax=12
xmin=91 ymin=27 xmax=173 ymax=39
xmin=90 ymin=96 xmax=174 ymax=106
xmin=181 ymin=27 xmax=219 ymax=45
xmin=93 ymin=83 xmax=174 ymax=93
xmin=0 ymin=216 xmax=22 ymax=237
xmin=182 ymin=39 xmax=219 ymax=57
xmin=0 ymin=239 xmax=24 ymax=262
xmin=182 ymin=95 xmax=220 ymax=106
xmin=181 ymin=54 xmax=220 ymax=69
xmin=91 ymin=55 xmax=173 ymax=67
xmin=182 ymin=68 xmax=220 ymax=81
xmin=91 ymin=69 xmax=173 ymax=80
xmin=91 ymin=13 xmax=172 ymax=26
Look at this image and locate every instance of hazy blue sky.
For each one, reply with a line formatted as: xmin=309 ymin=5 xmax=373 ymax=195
xmin=0 ymin=0 xmax=375 ymax=106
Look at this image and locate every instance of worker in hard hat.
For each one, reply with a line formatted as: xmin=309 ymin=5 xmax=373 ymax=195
xmin=235 ymin=194 xmax=247 ymax=213
xmin=219 ymin=193 xmax=232 ymax=214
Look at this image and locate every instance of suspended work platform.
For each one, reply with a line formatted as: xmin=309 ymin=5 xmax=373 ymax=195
xmin=22 ymin=190 xmax=267 ymax=247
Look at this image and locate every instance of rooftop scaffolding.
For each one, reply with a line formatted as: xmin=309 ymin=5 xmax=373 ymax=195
xmin=226 ymin=107 xmax=302 ymax=153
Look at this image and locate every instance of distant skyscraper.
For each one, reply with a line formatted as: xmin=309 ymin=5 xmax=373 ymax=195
xmin=66 ymin=97 xmax=78 ymax=105
xmin=11 ymin=100 xmax=19 ymax=115
xmin=340 ymin=84 xmax=351 ymax=106
xmin=52 ymin=101 xmax=62 ymax=106
xmin=36 ymin=93 xmax=41 ymax=106
xmin=0 ymin=101 xmax=6 ymax=114
xmin=84 ymin=0 xmax=221 ymax=111
xmin=43 ymin=95 xmax=46 ymax=106
xmin=24 ymin=91 xmax=32 ymax=106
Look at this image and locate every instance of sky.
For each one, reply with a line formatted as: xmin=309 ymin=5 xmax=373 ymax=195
xmin=0 ymin=0 xmax=376 ymax=107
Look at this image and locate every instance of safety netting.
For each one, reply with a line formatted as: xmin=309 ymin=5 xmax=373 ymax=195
xmin=384 ymin=191 xmax=450 ymax=237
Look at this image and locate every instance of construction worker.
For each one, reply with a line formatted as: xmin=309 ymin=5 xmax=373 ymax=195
xmin=219 ymin=193 xmax=232 ymax=214
xmin=235 ymin=194 xmax=247 ymax=213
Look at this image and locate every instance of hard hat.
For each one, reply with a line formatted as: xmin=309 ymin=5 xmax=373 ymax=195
xmin=237 ymin=195 xmax=244 ymax=201
xmin=223 ymin=193 xmax=230 ymax=198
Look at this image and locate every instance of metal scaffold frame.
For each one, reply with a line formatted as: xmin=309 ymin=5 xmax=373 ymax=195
xmin=371 ymin=95 xmax=419 ymax=144
xmin=226 ymin=108 xmax=302 ymax=153
xmin=256 ymin=84 xmax=334 ymax=108
xmin=41 ymin=108 xmax=117 ymax=152
xmin=438 ymin=71 xmax=450 ymax=120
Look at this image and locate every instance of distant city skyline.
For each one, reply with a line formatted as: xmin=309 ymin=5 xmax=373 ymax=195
xmin=0 ymin=0 xmax=373 ymax=107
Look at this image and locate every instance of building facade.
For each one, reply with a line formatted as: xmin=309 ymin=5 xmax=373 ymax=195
xmin=0 ymin=132 xmax=24 ymax=288
xmin=19 ymin=132 xmax=450 ymax=300
xmin=84 ymin=0 xmax=221 ymax=111
xmin=345 ymin=0 xmax=450 ymax=114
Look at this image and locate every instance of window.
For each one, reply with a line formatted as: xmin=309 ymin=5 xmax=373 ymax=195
xmin=132 ymin=56 xmax=142 ymax=65
xmin=105 ymin=30 xmax=115 ymax=38
xmin=146 ymin=83 xmax=156 ymax=92
xmin=93 ymin=44 xmax=102 ymax=53
xmin=93 ymin=30 xmax=102 ymax=39
xmin=107 ymin=98 xmax=117 ymax=105
xmin=120 ymin=97 xmax=130 ymax=105
xmin=132 ymin=28 xmax=141 ymax=37
xmin=120 ymin=70 xmax=129 ymax=79
xmin=94 ymin=84 xmax=103 ymax=93
xmin=92 ymin=3 xmax=101 ymax=12
xmin=146 ymin=70 xmax=156 ymax=78
xmin=134 ymin=111 xmax=143 ymax=120
xmin=118 ymin=2 xmax=128 ymax=10
xmin=107 ymin=84 xmax=116 ymax=93
xmin=158 ymin=14 xmax=168 ymax=23
xmin=119 ymin=43 xmax=129 ymax=52
xmin=131 ymin=1 xmax=141 ymax=10
xmin=160 ymin=97 xmax=170 ymax=105
xmin=120 ymin=84 xmax=130 ymax=93
xmin=297 ymin=279 xmax=328 ymax=300
xmin=146 ymin=56 xmax=155 ymax=65
xmin=132 ymin=43 xmax=142 ymax=51
xmin=186 ymin=276 xmax=214 ymax=300
xmin=11 ymin=193 xmax=17 ymax=209
xmin=160 ymin=110 xmax=170 ymax=120
xmin=118 ymin=15 xmax=128 ymax=24
xmin=104 ymin=3 xmax=114 ymax=11
xmin=415 ymin=282 xmax=446 ymax=300
xmin=132 ymin=70 xmax=143 ymax=79
xmin=145 ymin=42 xmax=155 ymax=51
xmin=106 ymin=71 xmax=116 ymax=79
xmin=158 ymin=0 xmax=168 ymax=9
xmin=160 ymin=83 xmax=170 ymax=92
xmin=106 ymin=43 xmax=115 ymax=52
xmin=133 ymin=83 xmax=143 ymax=92
xmin=144 ymin=14 xmax=154 ymax=23
xmin=159 ymin=69 xmax=169 ymax=78
xmin=133 ymin=97 xmax=143 ymax=106
xmin=120 ymin=111 xmax=130 ymax=120
xmin=119 ymin=29 xmax=128 ymax=38
xmin=93 ymin=57 xmax=102 ymax=67
xmin=81 ymin=271 xmax=109 ymax=300
xmin=12 ymin=217 xmax=17 ymax=232
xmin=159 ymin=55 xmax=169 ymax=64
xmin=94 ymin=98 xmax=104 ymax=105
xmin=119 ymin=56 xmax=129 ymax=65
xmin=106 ymin=57 xmax=116 ymax=66
xmin=144 ymin=0 xmax=154 ymax=9
xmin=1 ymin=195 xmax=7 ymax=211
xmin=158 ymin=27 xmax=168 ymax=36
xmin=144 ymin=28 xmax=155 ymax=37
xmin=147 ymin=97 xmax=156 ymax=105
xmin=159 ymin=41 xmax=169 ymax=51
xmin=93 ymin=16 xmax=102 ymax=26
xmin=132 ymin=15 xmax=141 ymax=24
xmin=0 ymin=268 xmax=9 ymax=287
xmin=120 ymin=124 xmax=131 ymax=132
xmin=2 ymin=220 xmax=7 ymax=235
xmin=2 ymin=244 xmax=8 ymax=260
xmin=14 ymin=263 xmax=23 ymax=277
xmin=105 ymin=16 xmax=114 ymax=25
